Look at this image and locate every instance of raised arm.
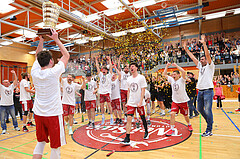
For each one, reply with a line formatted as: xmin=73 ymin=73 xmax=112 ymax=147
xmin=35 ymin=36 xmax=44 ymax=59
xmin=183 ymin=41 xmax=198 ymax=66
xmin=114 ymin=65 xmax=121 ymax=81
xmin=163 ymin=62 xmax=171 ymax=78
xmin=95 ymin=56 xmax=100 ymax=75
xmin=172 ymin=63 xmax=186 ymax=79
xmin=118 ymin=55 xmax=123 ymax=70
xmin=47 ymin=29 xmax=69 ymax=67
xmin=107 ymin=56 xmax=113 ymax=74
xmin=199 ymin=34 xmax=211 ymax=64
xmin=11 ymin=70 xmax=18 ymax=86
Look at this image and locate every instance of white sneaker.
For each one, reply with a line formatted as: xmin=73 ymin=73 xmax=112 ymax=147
xmin=1 ymin=130 xmax=7 ymax=134
xmin=14 ymin=127 xmax=20 ymax=131
xmin=152 ymin=110 xmax=155 ymax=114
xmin=110 ymin=118 xmax=114 ymax=125
xmin=69 ymin=129 xmax=73 ymax=135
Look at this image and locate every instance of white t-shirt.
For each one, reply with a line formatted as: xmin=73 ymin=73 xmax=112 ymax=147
xmin=111 ymin=79 xmax=120 ymax=100
xmin=145 ymin=89 xmax=151 ymax=100
xmin=120 ymin=71 xmax=130 ymax=90
xmin=62 ymin=78 xmax=82 ymax=106
xmin=98 ymin=72 xmax=112 ymax=95
xmin=20 ymin=79 xmax=31 ymax=102
xmin=168 ymin=76 xmax=189 ymax=103
xmin=126 ymin=74 xmax=147 ymax=107
xmin=0 ymin=84 xmax=15 ymax=106
xmin=31 ymin=60 xmax=65 ymax=116
xmin=84 ymin=80 xmax=97 ymax=101
xmin=197 ymin=61 xmax=215 ymax=90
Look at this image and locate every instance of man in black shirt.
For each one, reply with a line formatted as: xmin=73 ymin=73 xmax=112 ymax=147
xmin=186 ymin=72 xmax=199 ymax=119
xmin=146 ymin=76 xmax=158 ymax=113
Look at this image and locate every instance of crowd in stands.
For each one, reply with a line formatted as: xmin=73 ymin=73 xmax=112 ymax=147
xmin=67 ymin=32 xmax=240 ymax=75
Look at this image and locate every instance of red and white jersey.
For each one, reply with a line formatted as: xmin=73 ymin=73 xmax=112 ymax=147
xmin=31 ymin=60 xmax=65 ymax=116
xmin=168 ymin=76 xmax=189 ymax=103
xmin=20 ymin=79 xmax=31 ymax=102
xmin=84 ymin=80 xmax=97 ymax=101
xmin=98 ymin=72 xmax=112 ymax=95
xmin=0 ymin=84 xmax=15 ymax=106
xmin=111 ymin=79 xmax=120 ymax=100
xmin=120 ymin=71 xmax=130 ymax=90
xmin=62 ymin=78 xmax=82 ymax=106
xmin=126 ymin=74 xmax=147 ymax=107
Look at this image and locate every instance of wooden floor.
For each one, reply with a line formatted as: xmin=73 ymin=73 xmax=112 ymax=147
xmin=0 ymin=100 xmax=240 ymax=159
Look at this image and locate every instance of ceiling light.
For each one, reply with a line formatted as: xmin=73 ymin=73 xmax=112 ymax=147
xmin=15 ymin=29 xmax=37 ymax=38
xmin=71 ymin=10 xmax=86 ymax=19
xmin=129 ymin=27 xmax=146 ymax=34
xmin=0 ymin=41 xmax=13 ymax=46
xmin=0 ymin=0 xmax=16 ymax=14
xmin=56 ymin=22 xmax=72 ymax=30
xmin=205 ymin=11 xmax=226 ymax=20
xmin=74 ymin=38 xmax=89 ymax=44
xmin=90 ymin=36 xmax=103 ymax=41
xmin=101 ymin=0 xmax=130 ymax=9
xmin=29 ymin=51 xmax=36 ymax=54
xmin=112 ymin=31 xmax=127 ymax=37
xmin=68 ymin=33 xmax=84 ymax=39
xmin=133 ymin=0 xmax=156 ymax=8
xmin=104 ymin=8 xmax=125 ymax=16
xmin=176 ymin=11 xmax=188 ymax=17
xmin=12 ymin=36 xmax=25 ymax=42
xmin=234 ymin=8 xmax=240 ymax=15
xmin=83 ymin=13 xmax=101 ymax=22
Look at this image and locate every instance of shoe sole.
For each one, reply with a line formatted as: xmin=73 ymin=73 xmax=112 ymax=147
xmin=144 ymin=135 xmax=149 ymax=139
xmin=119 ymin=142 xmax=130 ymax=145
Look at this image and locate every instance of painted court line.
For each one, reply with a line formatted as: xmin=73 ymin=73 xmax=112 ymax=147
xmin=199 ymin=114 xmax=202 ymax=159
xmin=221 ymin=108 xmax=240 ymax=133
xmin=193 ymin=133 xmax=240 ymax=138
xmin=0 ymin=130 xmax=36 ymax=142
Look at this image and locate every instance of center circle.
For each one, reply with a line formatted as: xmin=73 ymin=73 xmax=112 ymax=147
xmin=72 ymin=118 xmax=192 ymax=152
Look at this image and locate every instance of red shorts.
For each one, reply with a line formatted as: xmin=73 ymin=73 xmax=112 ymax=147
xmin=171 ymin=102 xmax=188 ymax=116
xmin=85 ymin=100 xmax=96 ymax=110
xmin=126 ymin=105 xmax=145 ymax=116
xmin=62 ymin=104 xmax=75 ymax=116
xmin=100 ymin=93 xmax=111 ymax=103
xmin=35 ymin=114 xmax=66 ymax=148
xmin=111 ymin=98 xmax=121 ymax=110
xmin=20 ymin=100 xmax=33 ymax=112
xmin=120 ymin=90 xmax=128 ymax=103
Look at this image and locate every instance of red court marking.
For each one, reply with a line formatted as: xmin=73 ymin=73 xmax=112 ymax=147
xmin=72 ymin=118 xmax=192 ymax=152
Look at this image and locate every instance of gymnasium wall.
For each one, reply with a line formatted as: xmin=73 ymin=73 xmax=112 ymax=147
xmin=0 ymin=43 xmax=36 ymax=82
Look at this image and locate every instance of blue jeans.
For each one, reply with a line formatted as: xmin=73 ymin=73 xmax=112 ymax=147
xmin=0 ymin=105 xmax=18 ymax=130
xmin=197 ymin=90 xmax=214 ymax=132
xmin=188 ymin=97 xmax=199 ymax=117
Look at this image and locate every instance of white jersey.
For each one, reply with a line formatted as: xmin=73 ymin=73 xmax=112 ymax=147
xmin=197 ymin=61 xmax=215 ymax=90
xmin=84 ymin=80 xmax=97 ymax=101
xmin=20 ymin=79 xmax=31 ymax=102
xmin=0 ymin=84 xmax=15 ymax=106
xmin=120 ymin=71 xmax=130 ymax=90
xmin=145 ymin=89 xmax=151 ymax=100
xmin=31 ymin=60 xmax=65 ymax=116
xmin=98 ymin=72 xmax=112 ymax=94
xmin=111 ymin=79 xmax=120 ymax=100
xmin=62 ymin=78 xmax=82 ymax=106
xmin=126 ymin=74 xmax=147 ymax=107
xmin=168 ymin=76 xmax=189 ymax=103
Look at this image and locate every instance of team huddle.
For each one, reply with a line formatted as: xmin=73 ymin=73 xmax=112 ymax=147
xmin=0 ymin=30 xmax=214 ymax=158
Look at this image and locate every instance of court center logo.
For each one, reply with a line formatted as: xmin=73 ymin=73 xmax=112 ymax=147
xmin=72 ymin=118 xmax=192 ymax=152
